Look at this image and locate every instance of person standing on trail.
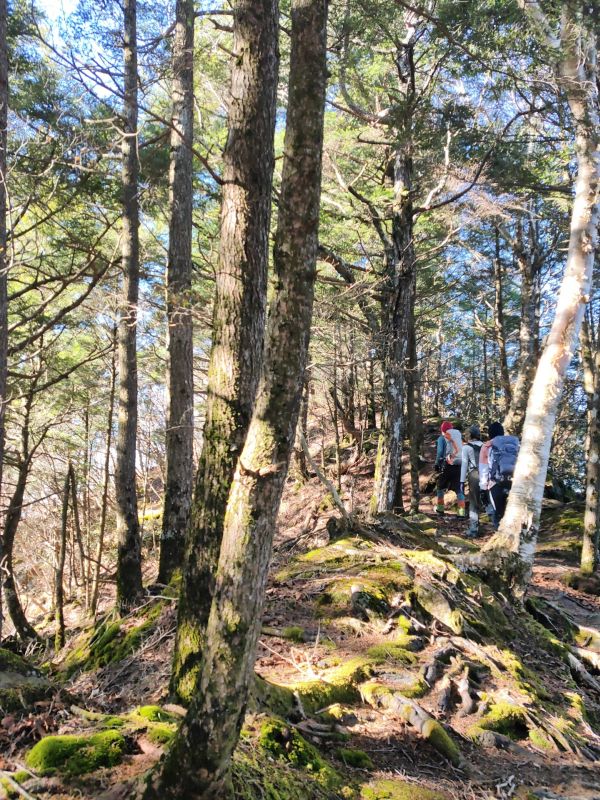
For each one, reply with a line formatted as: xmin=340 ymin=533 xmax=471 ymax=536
xmin=434 ymin=421 xmax=465 ymax=516
xmin=460 ymin=424 xmax=484 ymax=538
xmin=479 ymin=421 xmax=520 ymax=530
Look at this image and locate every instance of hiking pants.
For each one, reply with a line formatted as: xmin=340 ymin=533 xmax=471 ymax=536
xmin=467 ymin=468 xmax=481 ymax=534
xmin=489 ymin=480 xmax=512 ymax=530
xmin=436 ymin=463 xmax=465 ymax=513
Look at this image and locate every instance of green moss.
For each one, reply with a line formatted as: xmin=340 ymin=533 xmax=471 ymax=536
xmin=421 ymin=719 xmax=461 ymax=765
xmin=336 ymin=748 xmax=374 ymax=769
xmin=366 ymin=643 xmax=417 ymax=666
xmin=100 ymin=715 xmax=126 ymax=729
xmin=361 ymin=778 xmax=448 ymax=799
xmin=25 ymin=730 xmax=126 ymax=776
xmin=282 ymin=626 xmax=305 ymax=643
xmin=252 ymin=675 xmax=296 ymax=717
xmin=528 ymin=728 xmax=554 ymax=751
xmin=232 ymin=740 xmax=349 ymax=800
xmin=146 ymin=723 xmax=176 ymax=745
xmin=134 ymin=705 xmax=179 ymax=724
xmin=0 ymin=648 xmax=37 ymax=675
xmin=258 ymin=717 xmax=341 ymax=790
xmin=475 ymin=701 xmax=529 ymax=740
xmin=0 ymin=683 xmax=51 ymax=713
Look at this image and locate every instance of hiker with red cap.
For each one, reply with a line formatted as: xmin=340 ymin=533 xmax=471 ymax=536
xmin=434 ymin=421 xmax=465 ymax=516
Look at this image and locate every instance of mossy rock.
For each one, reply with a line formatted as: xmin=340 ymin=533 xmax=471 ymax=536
xmin=413 ymin=580 xmax=463 ymax=635
xmin=0 ymin=649 xmax=52 ymax=712
xmin=25 ymin=730 xmax=126 ymax=776
xmin=336 ymin=747 xmax=374 ymax=769
xmin=61 ymin=602 xmax=166 ymax=676
xmin=258 ymin=717 xmax=342 ymax=790
xmin=0 ymin=648 xmax=41 ymax=676
xmin=361 ymin=778 xmax=449 ymax=799
xmin=470 ymin=700 xmax=529 ymax=740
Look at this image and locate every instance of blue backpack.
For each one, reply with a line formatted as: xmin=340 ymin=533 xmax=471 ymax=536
xmin=489 ymin=435 xmax=520 ymax=482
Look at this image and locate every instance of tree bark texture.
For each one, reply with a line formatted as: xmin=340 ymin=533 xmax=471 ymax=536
xmin=55 ymin=467 xmax=70 ymax=650
xmin=170 ymin=0 xmax=279 ymax=702
xmin=406 ymin=292 xmax=422 ymax=512
xmin=0 ymin=0 xmax=8 ymax=642
xmin=0 ymin=0 xmax=7 ymax=509
xmin=371 ymin=150 xmax=415 ymax=514
xmin=143 ymin=1 xmax=327 ymax=795
xmin=503 ymin=216 xmax=541 ymax=436
xmin=1 ymin=393 xmax=39 ymax=641
xmin=92 ymin=327 xmax=117 ymax=614
xmin=370 ymin=15 xmax=418 ymax=514
xmin=485 ymin=5 xmax=600 ymax=584
xmin=493 ymin=227 xmax=512 ymax=415
xmin=158 ymin=0 xmax=195 ymax=585
xmin=116 ymin=0 xmax=143 ymax=612
xmin=580 ymin=315 xmax=600 ymax=573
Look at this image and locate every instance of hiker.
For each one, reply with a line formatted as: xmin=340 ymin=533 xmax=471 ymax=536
xmin=460 ymin=424 xmax=484 ymax=538
xmin=434 ymin=421 xmax=465 ymax=516
xmin=479 ymin=421 xmax=520 ymax=530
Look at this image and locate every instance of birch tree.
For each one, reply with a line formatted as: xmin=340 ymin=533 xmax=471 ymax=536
xmin=484 ymin=0 xmax=600 ymax=582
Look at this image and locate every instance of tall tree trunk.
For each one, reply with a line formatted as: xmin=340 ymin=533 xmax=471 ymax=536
xmin=580 ymin=315 xmax=600 ymax=573
xmin=115 ymin=0 xmax=143 ymax=612
xmin=503 ymin=217 xmax=541 ymax=435
xmin=69 ymin=463 xmax=86 ymax=601
xmin=485 ymin=3 xmax=600 ymax=585
xmin=143 ymin=4 xmax=327 ymax=794
xmin=367 ymin=357 xmax=377 ymax=429
xmin=158 ymin=0 xmax=195 ymax=585
xmin=406 ymin=289 xmax=421 ymax=512
xmin=493 ymin=227 xmax=512 ymax=415
xmin=91 ymin=327 xmax=117 ymax=615
xmin=2 ymin=392 xmax=39 ymax=641
xmin=170 ymin=0 xmax=279 ymax=703
xmin=371 ymin=149 xmax=415 ymax=514
xmin=293 ymin=374 xmax=310 ymax=480
xmin=0 ymin=0 xmax=8 ymax=643
xmin=55 ymin=467 xmax=70 ymax=650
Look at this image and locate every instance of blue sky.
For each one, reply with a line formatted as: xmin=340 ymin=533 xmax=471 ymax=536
xmin=37 ymin=0 xmax=78 ymax=22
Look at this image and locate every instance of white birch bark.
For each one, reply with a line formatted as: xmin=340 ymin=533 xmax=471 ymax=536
xmin=484 ymin=2 xmax=600 ymax=581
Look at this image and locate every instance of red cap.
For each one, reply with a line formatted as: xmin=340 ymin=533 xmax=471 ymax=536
xmin=440 ymin=421 xmax=453 ymax=433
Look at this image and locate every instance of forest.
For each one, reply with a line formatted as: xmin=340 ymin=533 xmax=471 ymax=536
xmin=0 ymin=0 xmax=599 ymax=798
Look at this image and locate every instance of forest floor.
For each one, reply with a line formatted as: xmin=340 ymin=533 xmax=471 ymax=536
xmin=1 ymin=430 xmax=600 ymax=800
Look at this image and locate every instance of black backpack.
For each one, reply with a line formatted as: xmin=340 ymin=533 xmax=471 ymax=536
xmin=470 ymin=442 xmax=482 ymax=470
